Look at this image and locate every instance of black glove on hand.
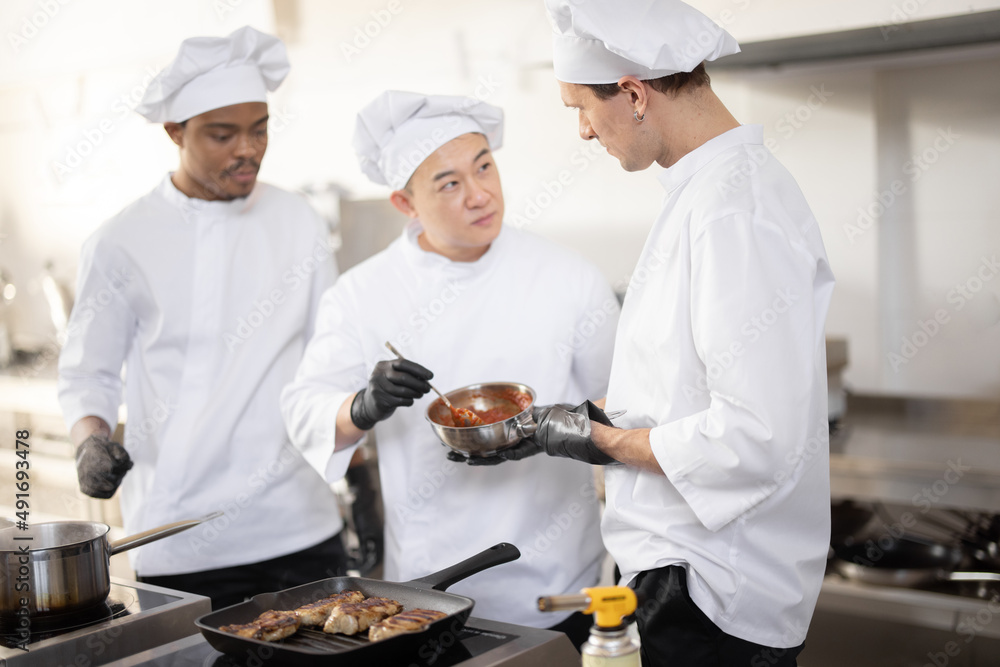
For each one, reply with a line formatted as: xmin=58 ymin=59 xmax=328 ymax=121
xmin=454 ymin=400 xmax=616 ymax=466
xmin=350 ymin=359 xmax=433 ymax=430
xmin=345 ymin=463 xmax=383 ymax=575
xmin=76 ymin=434 xmax=133 ymax=499
xmin=446 ymin=449 xmax=504 ymax=466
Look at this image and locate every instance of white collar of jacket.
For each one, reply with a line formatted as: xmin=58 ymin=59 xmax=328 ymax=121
xmin=157 ymin=173 xmax=261 ymax=219
xmin=656 ymin=124 xmax=764 ymax=195
xmin=399 ymin=218 xmax=509 ymax=278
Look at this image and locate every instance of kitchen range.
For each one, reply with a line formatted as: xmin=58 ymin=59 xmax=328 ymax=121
xmin=801 ymin=394 xmax=1000 ymax=666
xmin=0 ymin=578 xmax=209 ymax=666
xmin=0 ymin=578 xmax=578 ymax=667
xmin=0 ymin=542 xmax=580 ymax=667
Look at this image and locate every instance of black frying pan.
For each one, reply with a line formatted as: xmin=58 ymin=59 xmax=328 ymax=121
xmin=196 ymin=542 xmax=519 ymax=666
xmin=833 ymin=534 xmax=1000 ymax=588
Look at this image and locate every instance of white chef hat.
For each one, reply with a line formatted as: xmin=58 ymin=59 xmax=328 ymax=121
xmin=353 ymin=91 xmax=504 ymax=191
xmin=135 ymin=26 xmax=289 ymax=123
xmin=544 ymin=0 xmax=740 ymax=84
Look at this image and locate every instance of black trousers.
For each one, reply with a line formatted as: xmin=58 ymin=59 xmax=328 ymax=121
xmin=138 ymin=532 xmax=349 ymax=610
xmin=630 ymin=565 xmax=804 ymax=667
xmin=548 ymin=611 xmax=593 ymax=652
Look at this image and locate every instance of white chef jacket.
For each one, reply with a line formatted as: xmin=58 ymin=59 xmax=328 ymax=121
xmin=58 ymin=175 xmax=343 ymax=576
xmin=281 ymin=221 xmax=619 ymax=627
xmin=602 ymin=125 xmax=835 ymax=648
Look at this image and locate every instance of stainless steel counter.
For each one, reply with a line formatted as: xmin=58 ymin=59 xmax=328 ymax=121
xmin=803 ymin=575 xmax=1000 ymax=666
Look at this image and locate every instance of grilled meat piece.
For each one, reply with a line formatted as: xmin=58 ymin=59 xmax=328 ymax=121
xmin=323 ymin=597 xmax=403 ymax=635
xmin=369 ymin=608 xmax=448 ymax=641
xmin=220 ymin=610 xmax=301 ymax=642
xmin=294 ymin=590 xmax=365 ymax=626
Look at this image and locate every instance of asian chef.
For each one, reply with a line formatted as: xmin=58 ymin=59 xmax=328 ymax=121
xmin=58 ymin=26 xmax=349 ymax=609
xmin=484 ymin=1 xmax=836 ymax=665
xmin=280 ymin=91 xmax=619 ymax=647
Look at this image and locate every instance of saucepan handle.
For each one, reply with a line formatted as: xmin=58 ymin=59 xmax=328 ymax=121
xmin=513 ymin=415 xmax=537 ymax=438
xmin=947 ymin=571 xmax=1000 ymax=582
xmin=511 ymin=408 xmax=624 ymax=439
xmin=409 ymin=542 xmax=521 ymax=592
xmin=109 ymin=511 xmax=224 ymax=556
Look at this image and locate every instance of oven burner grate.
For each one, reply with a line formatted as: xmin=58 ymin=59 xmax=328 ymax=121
xmin=0 ymin=591 xmax=134 ymax=646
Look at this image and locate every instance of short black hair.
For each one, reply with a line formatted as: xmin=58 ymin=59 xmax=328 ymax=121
xmin=585 ymin=62 xmax=710 ymax=101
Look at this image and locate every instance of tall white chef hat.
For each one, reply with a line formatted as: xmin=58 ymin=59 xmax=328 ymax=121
xmin=135 ymin=26 xmax=289 ymax=123
xmin=544 ymin=0 xmax=740 ymax=84
xmin=353 ymin=91 xmax=504 ymax=191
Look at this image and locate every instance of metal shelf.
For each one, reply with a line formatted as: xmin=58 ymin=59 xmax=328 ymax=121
xmin=712 ymin=10 xmax=1000 ymax=69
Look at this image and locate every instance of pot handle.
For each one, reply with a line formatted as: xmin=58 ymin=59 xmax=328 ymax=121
xmin=408 ymin=542 xmax=521 ymax=592
xmin=947 ymin=571 xmax=1000 ymax=582
xmin=511 ymin=408 xmax=624 ymax=440
xmin=514 ymin=416 xmax=536 ymax=439
xmin=109 ymin=511 xmax=224 ymax=556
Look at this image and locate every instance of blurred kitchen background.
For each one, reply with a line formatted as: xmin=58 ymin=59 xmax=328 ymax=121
xmin=0 ymin=1 xmax=998 ymax=665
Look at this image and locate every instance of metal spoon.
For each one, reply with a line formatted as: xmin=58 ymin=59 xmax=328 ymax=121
xmin=384 ymin=342 xmax=484 ymax=427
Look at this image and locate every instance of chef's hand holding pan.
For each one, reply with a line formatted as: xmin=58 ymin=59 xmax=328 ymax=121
xmin=76 ymin=434 xmax=133 ymax=499
xmin=460 ymin=400 xmax=617 ymax=466
xmin=350 ymin=359 xmax=434 ymax=430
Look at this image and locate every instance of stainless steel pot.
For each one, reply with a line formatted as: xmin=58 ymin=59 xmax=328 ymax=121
xmin=0 ymin=512 xmax=220 ymax=617
xmin=426 ymin=382 xmax=537 ymax=457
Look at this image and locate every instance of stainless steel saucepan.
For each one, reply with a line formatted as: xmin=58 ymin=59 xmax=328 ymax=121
xmin=426 ymin=382 xmax=626 ymax=458
xmin=426 ymin=382 xmax=538 ymax=457
xmin=0 ymin=512 xmax=221 ymax=617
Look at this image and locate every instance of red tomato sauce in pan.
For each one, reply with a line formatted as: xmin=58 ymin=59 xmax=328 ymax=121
xmin=430 ymin=388 xmax=532 ymax=427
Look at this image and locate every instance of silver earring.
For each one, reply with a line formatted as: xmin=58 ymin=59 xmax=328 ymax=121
xmin=634 ymin=110 xmax=645 ymax=122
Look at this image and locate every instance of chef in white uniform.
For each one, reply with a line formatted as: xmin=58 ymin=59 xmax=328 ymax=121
xmin=280 ymin=91 xmax=619 ymax=645
xmin=58 ymin=26 xmax=347 ymax=609
xmin=487 ymin=2 xmax=835 ymax=665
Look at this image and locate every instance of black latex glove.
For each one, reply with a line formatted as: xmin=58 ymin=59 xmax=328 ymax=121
xmin=345 ymin=463 xmax=383 ymax=575
xmin=76 ymin=434 xmax=133 ymax=499
xmin=350 ymin=359 xmax=433 ymax=430
xmin=453 ymin=400 xmax=617 ymax=466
